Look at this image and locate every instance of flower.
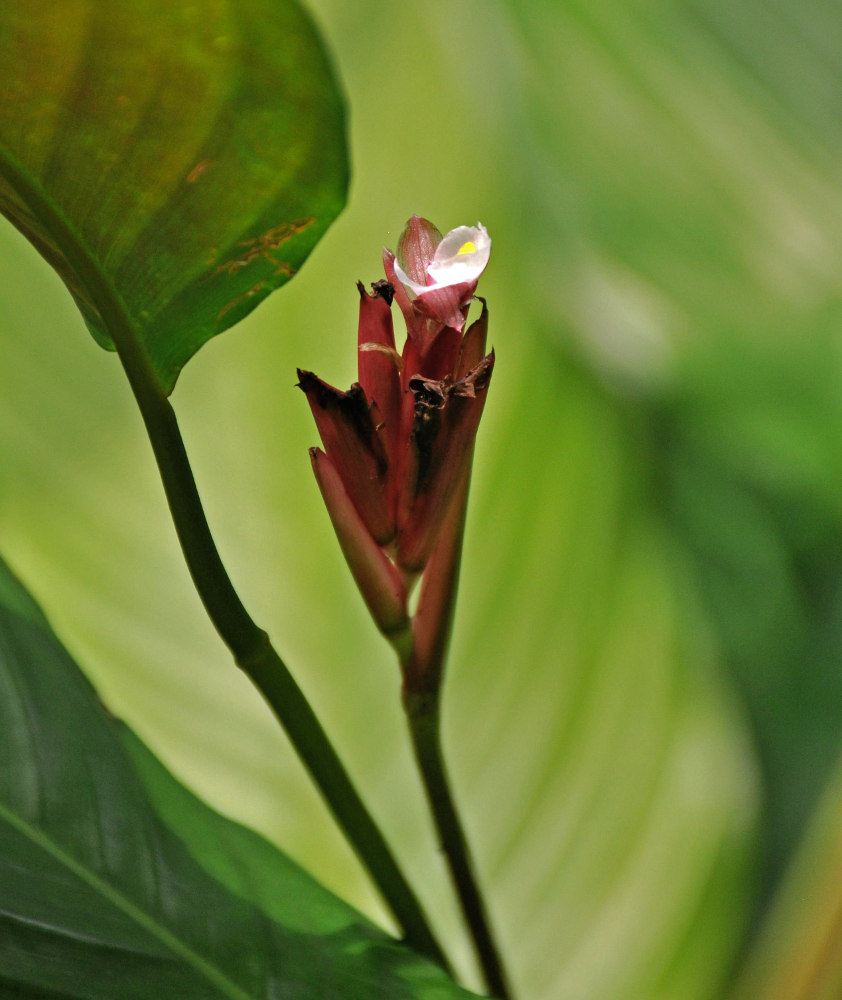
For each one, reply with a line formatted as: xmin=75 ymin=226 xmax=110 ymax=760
xmin=385 ymin=218 xmax=490 ymax=338
xmin=298 ymin=217 xmax=493 ymax=648
xmin=392 ymin=223 xmax=491 ymax=298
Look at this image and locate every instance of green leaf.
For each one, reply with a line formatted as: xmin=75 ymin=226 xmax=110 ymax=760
xmin=731 ymin=754 xmax=842 ymax=1000
xmin=496 ymin=0 xmax=842 ymax=934
xmin=646 ymin=334 xmax=842 ymax=905
xmin=0 ymin=554 xmax=478 ymax=1000
xmin=0 ymin=0 xmax=347 ymax=393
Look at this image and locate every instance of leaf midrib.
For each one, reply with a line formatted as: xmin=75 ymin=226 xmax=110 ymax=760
xmin=0 ymin=140 xmax=168 ymax=397
xmin=0 ymin=797 xmax=256 ymax=999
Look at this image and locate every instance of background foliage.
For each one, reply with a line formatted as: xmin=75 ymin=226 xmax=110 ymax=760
xmin=3 ymin=1 xmax=842 ymax=997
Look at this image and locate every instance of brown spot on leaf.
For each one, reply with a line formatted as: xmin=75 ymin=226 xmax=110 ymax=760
xmin=186 ymin=159 xmax=213 ymax=183
xmin=213 ymin=218 xmax=314 ymax=278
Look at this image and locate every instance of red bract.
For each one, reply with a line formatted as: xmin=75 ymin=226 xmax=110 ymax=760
xmin=299 ymin=217 xmax=492 ymax=649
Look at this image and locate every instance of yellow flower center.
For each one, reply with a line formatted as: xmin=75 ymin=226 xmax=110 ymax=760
xmin=456 ymin=241 xmax=477 ymax=255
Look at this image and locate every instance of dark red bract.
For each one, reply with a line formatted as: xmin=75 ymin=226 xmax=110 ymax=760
xmin=299 ymin=217 xmax=493 ymax=641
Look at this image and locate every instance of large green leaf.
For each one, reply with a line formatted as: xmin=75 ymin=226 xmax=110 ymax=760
xmin=0 ymin=0 xmax=347 ymax=392
xmin=0 ymin=554 xmax=477 ymax=1000
xmin=494 ymin=0 xmax=842 ymax=919
xmin=731 ymin=754 xmax=842 ymax=1000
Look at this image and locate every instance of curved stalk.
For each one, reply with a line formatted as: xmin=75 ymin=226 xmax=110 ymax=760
xmin=124 ymin=379 xmax=447 ymax=969
xmin=0 ymin=152 xmax=446 ymax=969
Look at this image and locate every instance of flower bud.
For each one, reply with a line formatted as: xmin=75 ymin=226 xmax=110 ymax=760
xmin=390 ymin=217 xmax=490 ymax=333
xmin=299 ymin=217 xmax=494 ymax=679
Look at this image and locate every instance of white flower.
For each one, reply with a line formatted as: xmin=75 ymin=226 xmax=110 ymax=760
xmin=394 ymin=223 xmax=491 ymax=296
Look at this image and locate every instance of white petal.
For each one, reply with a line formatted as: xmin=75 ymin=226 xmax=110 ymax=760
xmin=392 ymin=259 xmax=429 ymax=297
xmin=394 ymin=223 xmax=491 ymax=296
xmin=427 ymin=223 xmax=491 ymax=287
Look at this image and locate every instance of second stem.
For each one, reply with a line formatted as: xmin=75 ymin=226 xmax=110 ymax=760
xmin=403 ymin=690 xmax=512 ymax=1000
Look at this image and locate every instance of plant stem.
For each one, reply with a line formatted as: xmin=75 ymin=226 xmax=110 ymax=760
xmin=0 ymin=151 xmax=448 ymax=966
xmin=119 ymin=360 xmax=448 ymax=970
xmin=404 ymin=691 xmax=512 ymax=1000
xmin=400 ymin=471 xmax=512 ymax=998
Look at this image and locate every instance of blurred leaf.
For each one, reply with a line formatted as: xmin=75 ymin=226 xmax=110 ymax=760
xmin=446 ymin=351 xmax=757 ymax=1000
xmin=0 ymin=0 xmax=347 ymax=393
xmin=648 ymin=327 xmax=842 ymax=903
xmin=731 ymin=752 xmax=842 ymax=1000
xmin=0 ymin=553 xmax=477 ymax=999
xmin=493 ymin=0 xmax=842 ymax=917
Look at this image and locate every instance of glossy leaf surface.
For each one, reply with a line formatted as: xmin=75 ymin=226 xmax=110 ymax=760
xmin=0 ymin=0 xmax=347 ymax=392
xmin=0 ymin=555 xmax=477 ymax=999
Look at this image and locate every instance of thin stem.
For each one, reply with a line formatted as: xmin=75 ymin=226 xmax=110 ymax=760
xmin=404 ymin=692 xmax=512 ymax=1000
xmin=121 ymin=365 xmax=448 ymax=970
xmin=400 ymin=470 xmax=512 ymax=997
xmin=0 ymin=153 xmax=447 ymax=968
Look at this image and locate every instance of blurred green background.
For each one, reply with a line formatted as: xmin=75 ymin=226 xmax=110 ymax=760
xmin=5 ymin=1 xmax=842 ymax=997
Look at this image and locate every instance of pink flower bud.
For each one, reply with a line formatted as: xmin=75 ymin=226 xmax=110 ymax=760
xmin=299 ymin=218 xmax=493 ymax=666
xmin=390 ymin=217 xmax=490 ymax=334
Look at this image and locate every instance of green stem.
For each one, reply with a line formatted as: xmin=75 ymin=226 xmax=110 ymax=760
xmin=120 ymin=362 xmax=448 ymax=971
xmin=0 ymin=152 xmax=446 ymax=968
xmin=404 ymin=692 xmax=512 ymax=1000
xmin=400 ymin=465 xmax=512 ymax=996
